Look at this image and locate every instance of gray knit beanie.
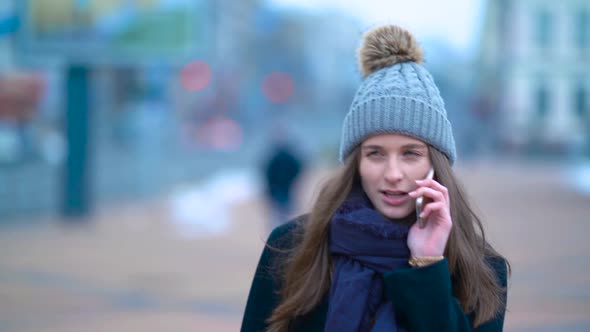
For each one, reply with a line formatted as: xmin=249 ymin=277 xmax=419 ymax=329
xmin=339 ymin=25 xmax=457 ymax=165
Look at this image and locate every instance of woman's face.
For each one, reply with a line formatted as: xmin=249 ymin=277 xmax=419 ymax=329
xmin=359 ymin=133 xmax=432 ymax=220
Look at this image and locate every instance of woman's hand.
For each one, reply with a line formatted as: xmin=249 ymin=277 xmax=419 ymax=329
xmin=407 ymin=178 xmax=452 ymax=257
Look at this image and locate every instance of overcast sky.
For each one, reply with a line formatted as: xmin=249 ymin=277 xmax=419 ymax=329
xmin=268 ymin=0 xmax=486 ymax=55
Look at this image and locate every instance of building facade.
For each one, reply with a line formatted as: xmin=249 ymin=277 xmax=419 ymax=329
xmin=478 ymin=0 xmax=590 ymax=154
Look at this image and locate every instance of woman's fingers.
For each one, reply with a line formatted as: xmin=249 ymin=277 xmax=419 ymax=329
xmin=419 ymin=201 xmax=445 ymax=219
xmin=416 ymin=178 xmax=449 ymax=200
xmin=409 ymin=186 xmax=444 ymax=203
xmin=409 ymin=179 xmax=451 ymax=225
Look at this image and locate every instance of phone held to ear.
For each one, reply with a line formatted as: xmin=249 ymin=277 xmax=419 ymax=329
xmin=415 ymin=168 xmax=435 ymax=228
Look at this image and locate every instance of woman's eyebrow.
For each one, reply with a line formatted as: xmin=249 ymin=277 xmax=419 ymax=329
xmin=361 ymin=145 xmax=383 ymax=150
xmin=362 ymin=143 xmax=427 ymax=150
xmin=402 ymin=143 xmax=427 ymax=149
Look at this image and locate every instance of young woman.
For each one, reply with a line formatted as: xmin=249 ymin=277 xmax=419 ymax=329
xmin=241 ymin=24 xmax=509 ymax=332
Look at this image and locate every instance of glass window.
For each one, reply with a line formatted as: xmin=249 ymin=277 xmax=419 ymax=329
xmin=535 ymin=10 xmax=553 ymax=48
xmin=536 ymin=83 xmax=549 ymax=118
xmin=575 ymin=9 xmax=589 ymax=49
xmin=575 ymin=84 xmax=587 ymax=118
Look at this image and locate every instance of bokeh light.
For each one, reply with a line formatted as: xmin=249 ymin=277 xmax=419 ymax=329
xmin=261 ymin=71 xmax=294 ymax=103
xmin=180 ymin=60 xmax=212 ymax=92
xmin=196 ymin=115 xmax=243 ymax=151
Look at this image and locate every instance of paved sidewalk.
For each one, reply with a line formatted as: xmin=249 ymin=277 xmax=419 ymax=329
xmin=0 ymin=161 xmax=589 ymax=331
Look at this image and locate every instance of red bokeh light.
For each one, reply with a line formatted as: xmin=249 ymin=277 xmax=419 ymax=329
xmin=180 ymin=61 xmax=212 ymax=92
xmin=262 ymin=72 xmax=294 ymax=103
xmin=194 ymin=115 xmax=243 ymax=151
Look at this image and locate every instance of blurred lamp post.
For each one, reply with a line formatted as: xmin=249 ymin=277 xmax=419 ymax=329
xmin=63 ymin=65 xmax=91 ymax=219
xmin=62 ymin=2 xmax=92 ymax=219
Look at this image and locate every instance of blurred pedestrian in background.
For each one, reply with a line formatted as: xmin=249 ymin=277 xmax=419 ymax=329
xmin=243 ymin=25 xmax=510 ymax=332
xmin=262 ymin=121 xmax=304 ymax=231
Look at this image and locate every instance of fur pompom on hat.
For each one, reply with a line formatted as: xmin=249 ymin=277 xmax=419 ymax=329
xmin=358 ymin=25 xmax=423 ymax=77
xmin=339 ymin=24 xmax=457 ymax=164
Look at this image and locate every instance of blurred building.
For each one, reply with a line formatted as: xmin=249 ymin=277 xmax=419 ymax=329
xmin=299 ymin=11 xmax=360 ymax=115
xmin=0 ymin=0 xmax=367 ymax=219
xmin=0 ymin=2 xmax=14 ymax=69
xmin=477 ymin=0 xmax=590 ymax=155
xmin=212 ymin=0 xmax=261 ymax=66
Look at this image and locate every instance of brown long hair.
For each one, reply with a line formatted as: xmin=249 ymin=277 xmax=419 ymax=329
xmin=266 ymin=147 xmax=509 ymax=331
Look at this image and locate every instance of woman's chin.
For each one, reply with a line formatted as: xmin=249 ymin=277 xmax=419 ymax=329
xmin=377 ymin=205 xmax=413 ymax=220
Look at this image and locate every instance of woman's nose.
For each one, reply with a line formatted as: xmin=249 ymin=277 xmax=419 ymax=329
xmin=384 ymin=160 xmax=403 ymax=183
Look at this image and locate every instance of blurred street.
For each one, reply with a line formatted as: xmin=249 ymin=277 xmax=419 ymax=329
xmin=1 ymin=160 xmax=589 ymax=332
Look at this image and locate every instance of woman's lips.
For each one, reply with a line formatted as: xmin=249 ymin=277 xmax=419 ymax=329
xmin=380 ymin=192 xmax=409 ymax=206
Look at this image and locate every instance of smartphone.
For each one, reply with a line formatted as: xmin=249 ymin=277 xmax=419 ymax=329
xmin=416 ymin=168 xmax=435 ymax=228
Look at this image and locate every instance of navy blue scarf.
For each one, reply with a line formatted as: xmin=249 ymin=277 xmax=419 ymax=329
xmin=325 ymin=188 xmax=414 ymax=332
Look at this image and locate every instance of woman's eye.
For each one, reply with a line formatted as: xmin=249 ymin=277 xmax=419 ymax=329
xmin=367 ymin=151 xmax=383 ymax=157
xmin=404 ymin=150 xmax=421 ymax=157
